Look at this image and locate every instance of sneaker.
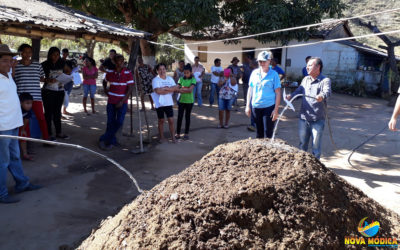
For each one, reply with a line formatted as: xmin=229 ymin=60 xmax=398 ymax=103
xmin=15 ymin=183 xmax=42 ymax=194
xmin=175 ymin=134 xmax=181 ymax=140
xmin=247 ymin=125 xmax=256 ymax=132
xmin=99 ymin=141 xmax=113 ymax=151
xmin=0 ymin=195 xmax=20 ymax=204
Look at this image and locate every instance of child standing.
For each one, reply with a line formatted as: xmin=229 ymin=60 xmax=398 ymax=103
xmin=82 ymin=57 xmax=98 ymax=114
xmin=176 ymin=64 xmax=196 ymax=140
xmin=217 ymin=68 xmax=237 ymax=128
xmin=18 ymin=93 xmax=34 ymax=161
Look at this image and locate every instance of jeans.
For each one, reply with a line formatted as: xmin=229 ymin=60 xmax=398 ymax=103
xmin=176 ymin=103 xmax=193 ymax=134
xmin=100 ymin=103 xmax=127 ymax=146
xmin=298 ymin=119 xmax=325 ymax=159
xmin=42 ymin=89 xmax=65 ymax=136
xmin=243 ymin=82 xmax=249 ymax=104
xmin=83 ymin=84 xmax=97 ymax=99
xmin=252 ymin=105 xmax=275 ymax=138
xmin=209 ymin=82 xmax=220 ymax=106
xmin=0 ymin=128 xmax=30 ymax=198
xmin=193 ymin=81 xmax=203 ymax=106
xmin=64 ymin=81 xmax=74 ymax=108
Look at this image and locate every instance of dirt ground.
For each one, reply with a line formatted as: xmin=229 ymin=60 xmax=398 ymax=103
xmin=0 ymin=83 xmax=399 ymax=250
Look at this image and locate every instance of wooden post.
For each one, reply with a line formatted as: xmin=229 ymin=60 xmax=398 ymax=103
xmin=127 ymin=39 xmax=140 ymax=135
xmin=31 ymin=38 xmax=41 ymax=61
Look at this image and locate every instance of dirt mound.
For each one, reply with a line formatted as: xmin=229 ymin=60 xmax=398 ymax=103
xmin=78 ymin=139 xmax=400 ymax=249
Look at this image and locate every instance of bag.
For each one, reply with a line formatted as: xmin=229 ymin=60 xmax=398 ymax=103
xmin=219 ymin=79 xmax=237 ymax=100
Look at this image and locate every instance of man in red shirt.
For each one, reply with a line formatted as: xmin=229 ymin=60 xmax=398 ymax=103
xmin=99 ymin=54 xmax=134 ymax=150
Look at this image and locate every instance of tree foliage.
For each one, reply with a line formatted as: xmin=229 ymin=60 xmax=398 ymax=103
xmin=56 ymin=0 xmax=345 ymax=41
xmin=55 ymin=0 xmax=345 ymax=54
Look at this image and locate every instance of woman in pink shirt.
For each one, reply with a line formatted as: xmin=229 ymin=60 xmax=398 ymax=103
xmin=82 ymin=57 xmax=98 ymax=114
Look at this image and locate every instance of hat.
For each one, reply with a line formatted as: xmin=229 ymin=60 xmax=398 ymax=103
xmin=231 ymin=57 xmax=240 ymax=63
xmin=0 ymin=44 xmax=17 ymax=56
xmin=257 ymin=51 xmax=273 ymax=61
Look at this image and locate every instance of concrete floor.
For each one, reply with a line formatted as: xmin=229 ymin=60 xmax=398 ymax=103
xmin=0 ymin=87 xmax=399 ymax=250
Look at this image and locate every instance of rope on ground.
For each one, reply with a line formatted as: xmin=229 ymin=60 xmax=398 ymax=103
xmin=0 ymin=135 xmax=144 ymax=194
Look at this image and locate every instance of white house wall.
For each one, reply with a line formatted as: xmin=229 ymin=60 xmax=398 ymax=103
xmin=184 ymin=38 xmax=359 ymax=86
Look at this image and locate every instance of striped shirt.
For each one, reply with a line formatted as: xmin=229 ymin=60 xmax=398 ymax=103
xmin=105 ymin=67 xmax=134 ymax=104
xmin=14 ymin=61 xmax=45 ymax=101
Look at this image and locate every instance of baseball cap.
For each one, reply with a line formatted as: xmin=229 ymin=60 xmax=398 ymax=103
xmin=257 ymin=51 xmax=273 ymax=61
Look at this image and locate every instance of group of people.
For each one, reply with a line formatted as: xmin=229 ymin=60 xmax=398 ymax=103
xmin=6 ymin=39 xmax=400 ymax=205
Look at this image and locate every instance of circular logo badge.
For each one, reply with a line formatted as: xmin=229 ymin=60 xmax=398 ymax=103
xmin=358 ymin=217 xmax=380 ymax=237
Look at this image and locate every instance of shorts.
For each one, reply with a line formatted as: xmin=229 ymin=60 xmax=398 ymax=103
xmin=218 ymin=98 xmax=234 ymax=111
xmin=83 ymin=84 xmax=97 ymax=98
xmin=156 ymin=105 xmax=174 ymax=119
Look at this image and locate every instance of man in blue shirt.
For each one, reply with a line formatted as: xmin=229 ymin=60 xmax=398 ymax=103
xmin=245 ymin=51 xmax=281 ymax=138
xmin=302 ymin=56 xmax=311 ymax=77
xmin=286 ymin=57 xmax=331 ymax=159
xmin=271 ymin=58 xmax=285 ymax=80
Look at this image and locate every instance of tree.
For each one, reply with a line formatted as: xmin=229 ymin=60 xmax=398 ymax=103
xmin=358 ymin=20 xmax=400 ymax=104
xmin=56 ymin=0 xmax=345 ymax=65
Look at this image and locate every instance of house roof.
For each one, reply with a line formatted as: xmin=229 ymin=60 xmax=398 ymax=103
xmin=337 ymin=40 xmax=400 ymax=61
xmin=310 ymin=20 xmax=353 ymax=39
xmin=0 ymin=0 xmax=151 ymax=43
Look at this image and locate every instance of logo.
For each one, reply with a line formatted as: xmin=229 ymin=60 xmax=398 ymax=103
xmin=358 ymin=217 xmax=380 ymax=237
xmin=344 ymin=217 xmax=398 ymax=248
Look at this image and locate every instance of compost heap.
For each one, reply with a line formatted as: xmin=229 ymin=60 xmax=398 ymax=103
xmin=79 ymin=139 xmax=400 ymax=249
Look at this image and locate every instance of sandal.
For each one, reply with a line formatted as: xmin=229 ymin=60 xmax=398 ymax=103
xmin=22 ymin=154 xmax=34 ymax=161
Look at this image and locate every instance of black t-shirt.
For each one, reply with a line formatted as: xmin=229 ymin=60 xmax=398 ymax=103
xmin=102 ymin=58 xmax=116 ymax=70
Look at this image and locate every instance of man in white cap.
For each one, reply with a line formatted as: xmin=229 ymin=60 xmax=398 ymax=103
xmin=245 ymin=51 xmax=281 ymax=138
xmin=0 ymin=44 xmax=41 ymax=204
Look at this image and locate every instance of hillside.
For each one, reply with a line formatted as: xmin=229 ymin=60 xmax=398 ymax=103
xmin=341 ymin=0 xmax=400 ymax=55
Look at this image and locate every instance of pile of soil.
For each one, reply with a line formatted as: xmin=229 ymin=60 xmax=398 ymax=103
xmin=78 ymin=139 xmax=400 ymax=249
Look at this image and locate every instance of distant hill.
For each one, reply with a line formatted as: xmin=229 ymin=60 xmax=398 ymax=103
xmin=341 ymin=0 xmax=400 ymax=54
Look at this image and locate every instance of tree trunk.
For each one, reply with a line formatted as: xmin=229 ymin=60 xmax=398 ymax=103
xmin=140 ymin=38 xmax=157 ymax=67
xmin=85 ymin=40 xmax=97 ymax=58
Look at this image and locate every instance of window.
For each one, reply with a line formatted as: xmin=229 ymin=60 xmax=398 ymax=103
xmin=198 ymin=46 xmax=207 ymax=63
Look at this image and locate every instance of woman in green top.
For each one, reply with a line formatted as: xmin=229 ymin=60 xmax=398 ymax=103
xmin=176 ymin=64 xmax=196 ymax=140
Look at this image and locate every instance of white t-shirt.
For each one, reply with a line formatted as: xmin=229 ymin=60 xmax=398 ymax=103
xmin=151 ymin=76 xmax=176 ymax=108
xmin=211 ymin=66 xmax=223 ymax=83
xmin=0 ymin=73 xmax=23 ymax=131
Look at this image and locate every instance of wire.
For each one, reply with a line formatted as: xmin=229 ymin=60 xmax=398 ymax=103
xmin=149 ymin=28 xmax=400 ymax=54
xmin=149 ymin=7 xmax=400 ymax=46
xmin=0 ymin=135 xmax=144 ymax=193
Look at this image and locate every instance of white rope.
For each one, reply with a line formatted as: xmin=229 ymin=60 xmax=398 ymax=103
xmin=149 ymin=28 xmax=400 ymax=54
xmin=149 ymin=7 xmax=400 ymax=47
xmin=0 ymin=135 xmax=144 ymax=193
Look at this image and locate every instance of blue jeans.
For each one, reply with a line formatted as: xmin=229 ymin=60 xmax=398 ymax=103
xmin=298 ymin=119 xmax=325 ymax=159
xmin=193 ymin=81 xmax=203 ymax=106
xmin=100 ymin=103 xmax=127 ymax=146
xmin=0 ymin=128 xmax=29 ymax=198
xmin=209 ymin=82 xmax=220 ymax=106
